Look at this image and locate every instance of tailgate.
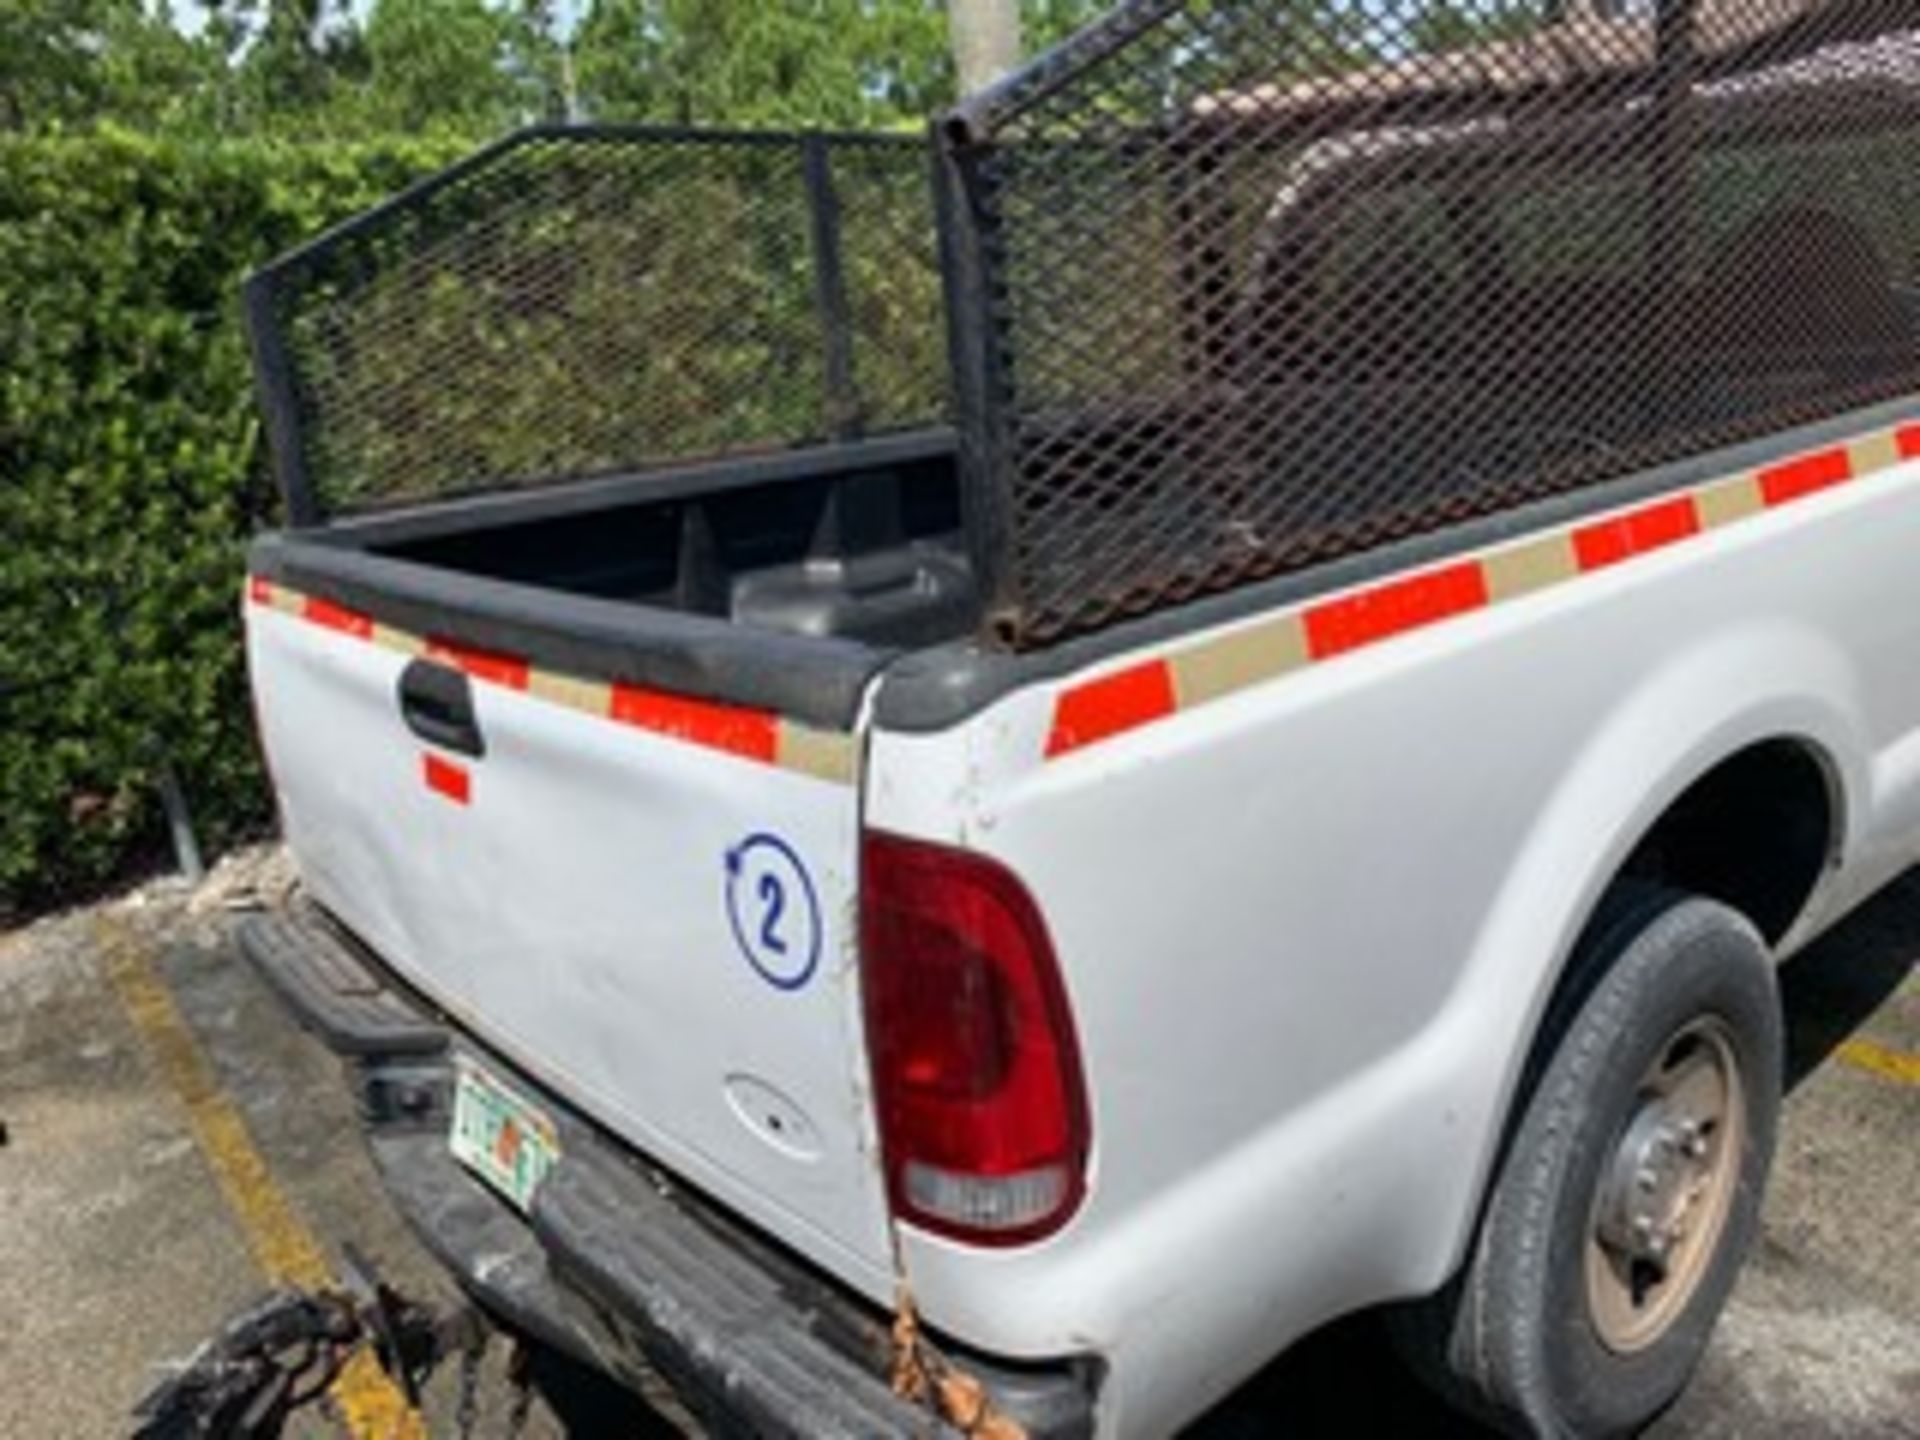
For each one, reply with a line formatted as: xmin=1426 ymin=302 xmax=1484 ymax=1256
xmin=246 ymin=578 xmax=895 ymax=1291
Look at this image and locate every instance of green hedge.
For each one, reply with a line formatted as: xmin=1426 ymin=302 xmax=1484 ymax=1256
xmin=0 ymin=128 xmax=468 ymax=915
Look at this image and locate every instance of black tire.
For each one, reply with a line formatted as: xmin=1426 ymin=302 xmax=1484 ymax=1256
xmin=1394 ymin=886 xmax=1783 ymax=1438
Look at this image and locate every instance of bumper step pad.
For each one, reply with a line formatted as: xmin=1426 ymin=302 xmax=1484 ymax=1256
xmin=535 ymin=1152 xmax=950 ymax=1440
xmin=237 ymin=908 xmax=447 ymax=1057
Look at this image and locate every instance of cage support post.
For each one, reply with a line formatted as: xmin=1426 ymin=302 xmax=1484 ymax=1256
xmin=933 ymin=123 xmax=1020 ymax=645
xmin=241 ymin=272 xmax=318 ymax=528
xmin=802 ymin=135 xmax=863 ymax=441
xmin=1647 ymin=0 xmax=1701 ymax=435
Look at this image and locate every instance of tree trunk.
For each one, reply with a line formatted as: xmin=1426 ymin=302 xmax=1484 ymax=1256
xmin=949 ymin=0 xmax=1022 ymax=97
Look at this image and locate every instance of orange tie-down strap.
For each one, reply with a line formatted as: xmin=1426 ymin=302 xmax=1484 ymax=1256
xmin=1045 ymin=420 xmax=1920 ymax=761
xmin=245 ymin=577 xmax=858 ymax=786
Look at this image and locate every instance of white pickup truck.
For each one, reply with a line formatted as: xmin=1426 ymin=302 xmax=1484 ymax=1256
xmin=238 ymin=3 xmax=1920 ymax=1436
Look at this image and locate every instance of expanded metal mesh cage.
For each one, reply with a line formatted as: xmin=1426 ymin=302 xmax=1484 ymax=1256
xmin=246 ymin=127 xmax=944 ymax=522
xmin=944 ymin=0 xmax=1920 ymax=646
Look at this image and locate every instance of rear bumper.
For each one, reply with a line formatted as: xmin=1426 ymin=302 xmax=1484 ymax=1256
xmin=237 ymin=904 xmax=1099 ymax=1439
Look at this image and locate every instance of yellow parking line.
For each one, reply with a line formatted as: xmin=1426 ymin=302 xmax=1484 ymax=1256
xmin=1836 ymin=1037 xmax=1920 ymax=1087
xmin=99 ymin=914 xmax=425 ymax=1440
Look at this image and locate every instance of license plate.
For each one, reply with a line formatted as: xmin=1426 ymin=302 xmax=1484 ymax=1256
xmin=449 ymin=1057 xmax=560 ymax=1213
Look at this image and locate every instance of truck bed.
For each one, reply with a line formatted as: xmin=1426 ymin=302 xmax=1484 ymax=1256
xmin=248 ymin=429 xmax=975 ymax=728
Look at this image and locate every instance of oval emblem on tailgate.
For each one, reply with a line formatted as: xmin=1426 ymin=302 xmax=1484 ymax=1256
xmin=723 ymin=832 xmax=823 ymax=990
xmin=723 ymin=1074 xmax=824 ymax=1162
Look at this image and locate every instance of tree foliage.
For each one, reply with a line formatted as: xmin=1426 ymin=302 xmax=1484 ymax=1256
xmin=1 ymin=1 xmax=1118 ymax=140
xmin=0 ymin=0 xmax=216 ymax=131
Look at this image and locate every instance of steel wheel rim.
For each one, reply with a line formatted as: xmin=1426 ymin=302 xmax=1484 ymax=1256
xmin=1585 ymin=1017 xmax=1745 ymax=1354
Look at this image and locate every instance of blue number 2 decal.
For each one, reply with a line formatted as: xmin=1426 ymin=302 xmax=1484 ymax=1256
xmin=725 ymin=832 xmax=821 ymax=990
xmin=757 ymin=872 xmax=789 ymax=955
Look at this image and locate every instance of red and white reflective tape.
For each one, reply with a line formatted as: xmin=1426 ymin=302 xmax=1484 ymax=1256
xmin=244 ymin=579 xmax=855 ymax=784
xmin=1046 ymin=420 xmax=1920 ymax=760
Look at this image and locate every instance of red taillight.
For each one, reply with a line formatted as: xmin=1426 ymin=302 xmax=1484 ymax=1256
xmin=860 ymin=832 xmax=1090 ymax=1245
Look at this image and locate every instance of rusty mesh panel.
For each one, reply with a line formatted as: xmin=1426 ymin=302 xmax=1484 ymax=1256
xmin=950 ymin=1 xmax=1920 ymax=646
xmin=249 ymin=128 xmax=942 ymax=519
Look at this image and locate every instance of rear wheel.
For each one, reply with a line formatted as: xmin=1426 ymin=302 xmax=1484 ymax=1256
xmin=1397 ymin=886 xmax=1782 ymax=1438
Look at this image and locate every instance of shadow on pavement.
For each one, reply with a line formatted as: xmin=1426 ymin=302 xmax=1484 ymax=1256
xmin=525 ymin=1341 xmax=687 ymax=1438
xmin=1778 ymin=870 xmax=1920 ymax=1091
xmin=1186 ymin=1309 xmax=1493 ymax=1437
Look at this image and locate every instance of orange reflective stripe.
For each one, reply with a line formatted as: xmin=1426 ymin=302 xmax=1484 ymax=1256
xmin=426 ymin=637 xmax=530 ymax=691
xmin=1303 ymin=561 xmax=1488 ymax=659
xmin=423 ymin=753 xmax=471 ymax=805
xmin=610 ymin=683 xmax=780 ymax=763
xmin=1046 ymin=660 xmax=1177 ymax=758
xmin=1573 ymin=495 xmax=1701 ymax=571
xmin=1757 ymin=447 xmax=1853 ymax=508
xmin=302 ymin=595 xmax=373 ymax=638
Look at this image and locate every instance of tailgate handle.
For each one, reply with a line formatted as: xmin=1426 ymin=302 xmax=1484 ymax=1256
xmin=397 ymin=659 xmax=486 ymax=758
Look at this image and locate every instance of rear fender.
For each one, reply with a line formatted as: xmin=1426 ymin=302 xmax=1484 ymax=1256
xmin=1426 ymin=619 xmax=1863 ymax=1284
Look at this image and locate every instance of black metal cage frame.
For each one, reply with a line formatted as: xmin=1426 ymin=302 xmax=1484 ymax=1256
xmin=245 ymin=3 xmax=1920 ymax=653
xmin=933 ymin=0 xmax=1920 ymax=647
xmin=244 ymin=124 xmax=943 ymax=528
